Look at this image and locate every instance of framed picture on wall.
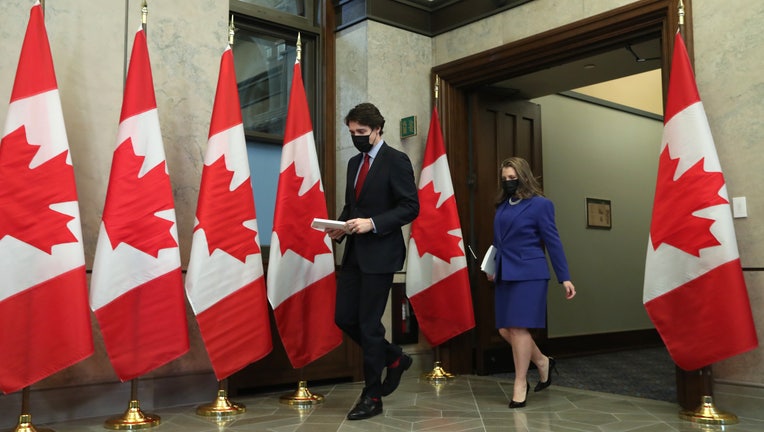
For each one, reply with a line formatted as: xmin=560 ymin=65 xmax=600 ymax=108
xmin=586 ymin=197 xmax=612 ymax=229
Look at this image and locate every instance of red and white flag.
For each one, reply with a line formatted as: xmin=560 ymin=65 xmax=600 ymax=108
xmin=643 ymin=32 xmax=758 ymax=371
xmin=0 ymin=1 xmax=93 ymax=394
xmin=185 ymin=46 xmax=272 ymax=380
xmin=91 ymin=28 xmax=189 ymax=381
xmin=406 ymin=106 xmax=475 ymax=346
xmin=267 ymin=59 xmax=342 ymax=368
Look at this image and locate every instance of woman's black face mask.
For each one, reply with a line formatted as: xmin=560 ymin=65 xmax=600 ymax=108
xmin=501 ymin=179 xmax=519 ymax=196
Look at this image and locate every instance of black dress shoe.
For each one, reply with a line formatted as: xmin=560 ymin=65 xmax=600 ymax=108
xmin=381 ymin=354 xmax=412 ymax=396
xmin=509 ymin=383 xmax=530 ymax=408
xmin=534 ymin=357 xmax=558 ymax=392
xmin=347 ymin=396 xmax=383 ymax=420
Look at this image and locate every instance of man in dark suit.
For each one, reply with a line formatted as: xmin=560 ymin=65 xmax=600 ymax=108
xmin=326 ymin=102 xmax=419 ymax=420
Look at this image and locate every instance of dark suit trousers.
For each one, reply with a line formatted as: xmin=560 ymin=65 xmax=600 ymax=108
xmin=335 ymin=239 xmax=402 ymax=398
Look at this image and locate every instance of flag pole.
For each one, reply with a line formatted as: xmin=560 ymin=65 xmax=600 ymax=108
xmin=103 ymin=2 xmax=160 ymax=430
xmin=420 ymin=75 xmax=456 ymax=383
xmin=668 ymin=2 xmax=736 ymax=425
xmin=140 ymin=0 xmax=147 ymax=33
xmin=10 ymin=387 xmax=54 ymax=432
xmin=276 ymin=33 xmax=326 ymax=407
xmin=192 ymin=15 xmax=249 ymax=420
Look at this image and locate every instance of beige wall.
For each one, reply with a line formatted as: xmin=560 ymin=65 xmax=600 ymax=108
xmin=534 ymin=94 xmax=662 ymax=338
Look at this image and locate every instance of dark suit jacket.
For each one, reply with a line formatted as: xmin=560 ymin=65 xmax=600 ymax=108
xmin=493 ymin=195 xmax=570 ymax=283
xmin=339 ymin=142 xmax=419 ymax=274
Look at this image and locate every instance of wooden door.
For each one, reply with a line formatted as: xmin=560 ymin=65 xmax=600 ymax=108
xmin=471 ymin=91 xmax=543 ymax=375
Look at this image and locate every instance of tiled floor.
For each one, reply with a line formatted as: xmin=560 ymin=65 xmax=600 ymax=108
xmin=21 ymin=374 xmax=764 ymax=431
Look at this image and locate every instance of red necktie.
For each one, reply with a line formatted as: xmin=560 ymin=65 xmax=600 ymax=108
xmin=355 ymin=154 xmax=370 ymax=199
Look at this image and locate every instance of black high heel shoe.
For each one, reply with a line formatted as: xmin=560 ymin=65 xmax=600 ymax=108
xmin=534 ymin=357 xmax=558 ymax=392
xmin=509 ymin=383 xmax=530 ymax=408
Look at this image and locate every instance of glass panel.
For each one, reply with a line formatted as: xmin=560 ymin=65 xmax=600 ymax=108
xmin=233 ymin=31 xmax=296 ymax=136
xmin=247 ymin=139 xmax=282 ymax=246
xmin=242 ymin=0 xmax=305 ymax=16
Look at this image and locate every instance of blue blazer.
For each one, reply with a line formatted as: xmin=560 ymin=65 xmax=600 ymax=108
xmin=339 ymin=142 xmax=419 ymax=274
xmin=493 ymin=195 xmax=570 ymax=283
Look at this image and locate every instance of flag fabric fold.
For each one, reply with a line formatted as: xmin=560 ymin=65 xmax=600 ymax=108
xmin=0 ymin=1 xmax=93 ymax=394
xmin=90 ymin=28 xmax=189 ymax=381
xmin=643 ymin=32 xmax=758 ymax=371
xmin=266 ymin=59 xmax=342 ymax=368
xmin=185 ymin=46 xmax=272 ymax=380
xmin=405 ymin=106 xmax=475 ymax=346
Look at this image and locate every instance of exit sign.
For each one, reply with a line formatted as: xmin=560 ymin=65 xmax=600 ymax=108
xmin=400 ymin=116 xmax=417 ymax=139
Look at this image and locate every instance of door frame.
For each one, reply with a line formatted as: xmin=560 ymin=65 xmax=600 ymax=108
xmin=431 ymin=0 xmax=691 ymax=374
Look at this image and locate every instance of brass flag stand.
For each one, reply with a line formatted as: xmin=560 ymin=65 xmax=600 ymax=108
xmin=7 ymin=388 xmax=54 ymax=432
xmin=279 ymin=380 xmax=325 ymax=406
xmin=103 ymin=380 xmax=160 ymax=430
xmin=678 ymin=366 xmax=738 ymax=426
xmin=423 ymin=346 xmax=454 ymax=382
xmin=679 ymin=395 xmax=738 ymax=425
xmin=195 ymin=379 xmax=245 ymax=417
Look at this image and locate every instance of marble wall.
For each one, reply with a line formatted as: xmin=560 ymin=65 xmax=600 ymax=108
xmin=335 ymin=20 xmax=432 ymax=354
xmin=0 ymin=0 xmax=228 ymax=396
xmin=692 ymin=0 xmax=764 ymax=391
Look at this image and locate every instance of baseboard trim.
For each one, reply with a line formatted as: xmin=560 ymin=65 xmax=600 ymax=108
xmin=713 ymin=380 xmax=764 ymax=421
xmin=543 ymin=329 xmax=663 ymax=358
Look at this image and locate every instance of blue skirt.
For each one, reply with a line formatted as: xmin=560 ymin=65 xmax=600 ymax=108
xmin=495 ymin=279 xmax=548 ymax=329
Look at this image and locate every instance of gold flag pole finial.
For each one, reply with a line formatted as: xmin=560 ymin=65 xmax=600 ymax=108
xmin=141 ymin=0 xmax=148 ymax=32
xmin=434 ymin=75 xmax=440 ymax=101
xmin=678 ymin=0 xmax=685 ymax=26
xmin=296 ymin=32 xmax=302 ymax=63
xmin=228 ymin=15 xmax=236 ymax=46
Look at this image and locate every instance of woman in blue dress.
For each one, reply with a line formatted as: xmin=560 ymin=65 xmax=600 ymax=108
xmin=487 ymin=157 xmax=576 ymax=408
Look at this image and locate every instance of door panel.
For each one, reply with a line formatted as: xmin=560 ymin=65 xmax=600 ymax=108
xmin=470 ymin=91 xmax=543 ymax=375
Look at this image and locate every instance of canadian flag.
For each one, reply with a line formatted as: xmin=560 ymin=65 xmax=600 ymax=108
xmin=643 ymin=32 xmax=758 ymax=371
xmin=0 ymin=1 xmax=93 ymax=394
xmin=185 ymin=46 xmax=272 ymax=380
xmin=90 ymin=28 xmax=189 ymax=381
xmin=406 ymin=106 xmax=475 ymax=346
xmin=267 ymin=59 xmax=342 ymax=368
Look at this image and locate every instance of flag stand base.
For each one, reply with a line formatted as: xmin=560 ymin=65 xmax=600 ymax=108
xmin=279 ymin=381 xmax=324 ymax=406
xmin=679 ymin=395 xmax=738 ymax=425
xmin=103 ymin=400 xmax=160 ymax=430
xmin=195 ymin=389 xmax=246 ymax=417
xmin=422 ymin=361 xmax=454 ymax=382
xmin=11 ymin=414 xmax=54 ymax=432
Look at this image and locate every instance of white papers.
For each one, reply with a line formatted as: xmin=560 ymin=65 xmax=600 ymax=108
xmin=311 ymin=218 xmax=346 ymax=231
xmin=481 ymin=245 xmax=497 ymax=275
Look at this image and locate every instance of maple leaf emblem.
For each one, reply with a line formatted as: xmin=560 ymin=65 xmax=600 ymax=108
xmin=273 ymin=163 xmax=331 ymax=262
xmin=102 ymin=139 xmax=177 ymax=257
xmin=650 ymin=147 xmax=727 ymax=257
xmin=195 ymin=157 xmax=260 ymax=262
xmin=0 ymin=126 xmax=78 ymax=253
xmin=411 ymin=182 xmax=464 ymax=261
